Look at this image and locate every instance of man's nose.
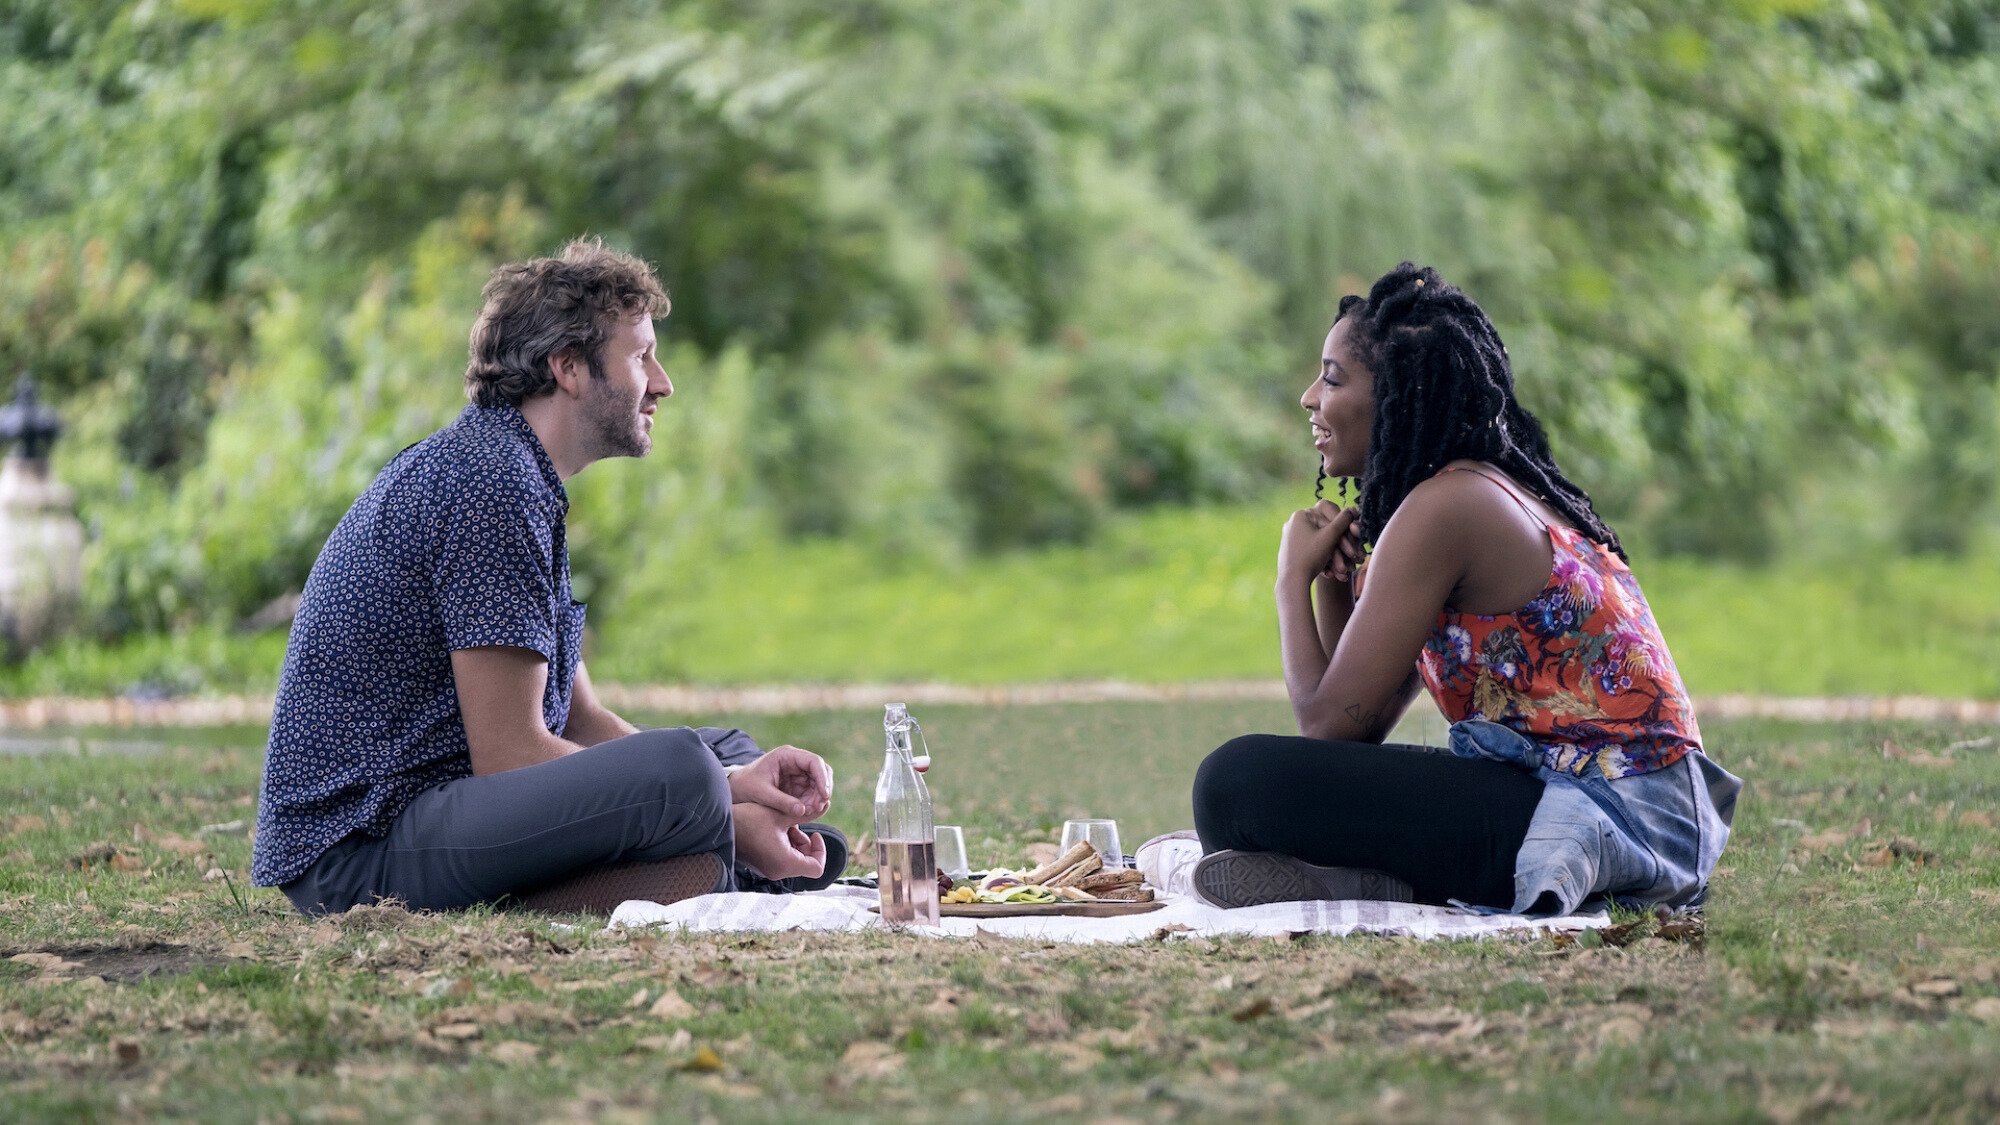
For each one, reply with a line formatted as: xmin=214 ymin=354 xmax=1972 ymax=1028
xmin=650 ymin=364 xmax=673 ymax=399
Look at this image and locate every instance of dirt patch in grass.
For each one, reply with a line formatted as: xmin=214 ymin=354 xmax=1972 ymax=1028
xmin=5 ymin=942 xmax=232 ymax=984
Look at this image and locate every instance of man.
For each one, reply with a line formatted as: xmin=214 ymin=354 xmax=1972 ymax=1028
xmin=252 ymin=238 xmax=843 ymax=915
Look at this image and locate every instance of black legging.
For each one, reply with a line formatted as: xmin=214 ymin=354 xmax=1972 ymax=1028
xmin=1192 ymin=734 xmax=1546 ymax=909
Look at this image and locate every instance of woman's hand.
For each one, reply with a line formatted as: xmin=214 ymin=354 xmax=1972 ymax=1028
xmin=1278 ymin=501 xmax=1357 ymax=589
xmin=1324 ymin=509 xmax=1366 ymax=584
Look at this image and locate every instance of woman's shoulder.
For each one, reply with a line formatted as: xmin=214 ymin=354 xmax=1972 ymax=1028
xmin=1372 ymin=465 xmax=1519 ymax=563
xmin=1416 ymin=460 xmax=1576 ymax=532
xmin=1392 ymin=461 xmax=1519 ymax=523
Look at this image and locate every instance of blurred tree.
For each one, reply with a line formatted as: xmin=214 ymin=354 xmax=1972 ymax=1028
xmin=2 ymin=0 xmax=1997 ymax=648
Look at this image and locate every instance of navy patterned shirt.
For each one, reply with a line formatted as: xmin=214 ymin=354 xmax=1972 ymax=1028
xmin=252 ymin=404 xmax=585 ymax=886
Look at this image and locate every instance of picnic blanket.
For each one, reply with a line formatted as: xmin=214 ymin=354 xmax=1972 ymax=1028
xmin=607 ymin=833 xmax=1608 ymax=943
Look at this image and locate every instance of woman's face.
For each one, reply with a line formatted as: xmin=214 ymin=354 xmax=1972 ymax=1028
xmin=1302 ymin=317 xmax=1376 ymax=479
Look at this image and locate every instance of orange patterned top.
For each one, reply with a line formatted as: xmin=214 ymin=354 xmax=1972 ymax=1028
xmin=1406 ymin=467 xmax=1702 ymax=779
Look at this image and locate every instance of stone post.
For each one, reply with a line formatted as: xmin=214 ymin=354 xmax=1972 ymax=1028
xmin=0 ymin=378 xmax=85 ymax=658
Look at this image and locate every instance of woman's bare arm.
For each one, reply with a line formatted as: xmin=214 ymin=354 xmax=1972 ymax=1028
xmin=1280 ymin=477 xmax=1487 ymax=742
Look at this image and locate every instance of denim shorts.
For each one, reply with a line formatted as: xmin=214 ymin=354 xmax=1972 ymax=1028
xmin=1445 ymin=720 xmax=1743 ymax=915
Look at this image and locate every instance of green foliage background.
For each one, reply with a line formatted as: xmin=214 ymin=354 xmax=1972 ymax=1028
xmin=4 ymin=0 xmax=1998 ymax=671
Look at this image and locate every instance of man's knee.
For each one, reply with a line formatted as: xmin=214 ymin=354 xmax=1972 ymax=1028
xmin=591 ymin=729 xmax=733 ymax=836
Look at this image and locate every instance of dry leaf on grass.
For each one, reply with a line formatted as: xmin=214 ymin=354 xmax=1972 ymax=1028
xmin=9 ymin=952 xmax=82 ymax=974
xmin=112 ymin=1039 xmax=141 ymax=1065
xmin=692 ymin=1075 xmax=760 ymax=1099
xmin=422 ymin=977 xmax=473 ymax=1000
xmin=1861 ymin=838 xmax=1939 ymax=867
xmin=636 ymin=1029 xmax=693 ymax=1053
xmin=152 ymin=834 xmax=206 ymax=855
xmin=1045 ymin=1042 xmax=1098 ymax=1075
xmin=1799 ymin=821 xmax=1870 ymax=852
xmin=1906 ymin=978 xmax=1960 ymax=998
xmin=842 ymin=1041 xmax=903 ymax=1078
xmin=1598 ymin=1016 xmax=1644 ymax=1046
xmin=677 ymin=1045 xmax=724 ymax=1072
xmin=66 ymin=843 xmax=119 ymax=869
xmin=1390 ymin=1008 xmax=1484 ymax=1041
xmin=488 ymin=1040 xmax=541 ymax=1065
xmin=1597 ymin=919 xmax=1648 ymax=947
xmin=430 ymin=1022 xmax=482 ymax=1040
xmin=1967 ymin=997 xmax=2000 ymax=1024
xmin=1231 ymin=997 xmax=1275 ymax=1022
xmin=1883 ymin=739 xmax=1955 ymax=768
xmin=647 ymin=989 xmax=698 ymax=1020
xmin=1656 ymin=916 xmax=1706 ymax=945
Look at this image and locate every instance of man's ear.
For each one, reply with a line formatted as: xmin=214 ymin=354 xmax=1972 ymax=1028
xmin=546 ymin=349 xmax=586 ymax=397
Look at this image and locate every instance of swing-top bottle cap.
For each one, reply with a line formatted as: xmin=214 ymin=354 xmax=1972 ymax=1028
xmin=884 ymin=702 xmax=909 ymax=730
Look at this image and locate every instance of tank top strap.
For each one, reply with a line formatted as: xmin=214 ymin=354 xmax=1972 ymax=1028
xmin=1435 ymin=465 xmax=1548 ymax=530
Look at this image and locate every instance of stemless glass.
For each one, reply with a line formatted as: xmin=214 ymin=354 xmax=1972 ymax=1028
xmin=1059 ymin=819 xmax=1124 ymax=869
xmin=934 ymin=825 xmax=970 ymax=879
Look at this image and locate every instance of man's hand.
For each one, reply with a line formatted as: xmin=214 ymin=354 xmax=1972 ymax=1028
xmin=732 ymin=802 xmax=829 ymax=881
xmin=728 ymin=745 xmax=833 ymax=819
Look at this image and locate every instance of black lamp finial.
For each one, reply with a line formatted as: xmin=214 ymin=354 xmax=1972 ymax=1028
xmin=0 ymin=376 xmax=62 ymax=461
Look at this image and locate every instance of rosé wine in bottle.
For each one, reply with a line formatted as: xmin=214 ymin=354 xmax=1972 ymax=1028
xmin=875 ymin=703 xmax=939 ymax=926
xmin=875 ymin=839 xmax=939 ymax=926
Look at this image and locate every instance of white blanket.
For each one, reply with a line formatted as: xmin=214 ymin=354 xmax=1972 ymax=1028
xmin=607 ymin=834 xmax=1607 ymax=943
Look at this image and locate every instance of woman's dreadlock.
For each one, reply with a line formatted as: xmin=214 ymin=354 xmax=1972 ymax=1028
xmin=1331 ymin=262 xmax=1626 ymax=560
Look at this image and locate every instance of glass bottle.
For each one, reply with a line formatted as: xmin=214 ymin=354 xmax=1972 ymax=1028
xmin=874 ymin=702 xmax=938 ymax=926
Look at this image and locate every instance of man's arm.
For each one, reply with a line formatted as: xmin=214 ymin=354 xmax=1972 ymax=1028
xmin=452 ymin=646 xmax=585 ymax=774
xmin=455 ymin=648 xmax=834 ymax=823
xmin=561 ymin=663 xmax=639 ymax=748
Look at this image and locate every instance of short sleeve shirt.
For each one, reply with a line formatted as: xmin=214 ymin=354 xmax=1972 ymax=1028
xmin=252 ymin=404 xmax=585 ymax=886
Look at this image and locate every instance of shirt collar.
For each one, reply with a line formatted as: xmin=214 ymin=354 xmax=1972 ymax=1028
xmin=460 ymin=403 xmax=569 ymax=517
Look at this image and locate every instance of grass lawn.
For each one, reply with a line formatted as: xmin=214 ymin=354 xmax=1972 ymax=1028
xmin=6 ymin=498 xmax=1998 ymax=701
xmin=4 ymin=701 xmax=2000 ymax=1122
xmin=592 ymin=506 xmax=2000 ymax=699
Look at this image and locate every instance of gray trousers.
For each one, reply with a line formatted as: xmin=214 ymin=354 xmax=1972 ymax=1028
xmin=282 ymin=727 xmax=760 ymax=916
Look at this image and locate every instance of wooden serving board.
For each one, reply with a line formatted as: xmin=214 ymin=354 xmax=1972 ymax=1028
xmin=872 ymin=900 xmax=1166 ymax=919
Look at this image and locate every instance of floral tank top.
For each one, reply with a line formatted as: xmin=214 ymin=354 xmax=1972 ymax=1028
xmin=1411 ymin=467 xmax=1702 ymax=779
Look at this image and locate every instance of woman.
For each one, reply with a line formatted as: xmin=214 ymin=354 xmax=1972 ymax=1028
xmin=1191 ymin=263 xmax=1740 ymax=915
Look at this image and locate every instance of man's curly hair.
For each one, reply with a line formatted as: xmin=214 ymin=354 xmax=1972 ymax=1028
xmin=464 ymin=238 xmax=671 ymax=408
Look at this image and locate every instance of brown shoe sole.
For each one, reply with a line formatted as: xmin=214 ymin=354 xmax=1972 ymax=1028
xmin=512 ymin=851 xmax=726 ymax=915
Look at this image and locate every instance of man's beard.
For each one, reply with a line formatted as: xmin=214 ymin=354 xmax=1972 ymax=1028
xmin=583 ymin=357 xmax=650 ymax=459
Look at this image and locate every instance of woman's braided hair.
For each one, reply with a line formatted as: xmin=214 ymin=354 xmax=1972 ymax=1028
xmin=1323 ymin=262 xmax=1626 ymax=560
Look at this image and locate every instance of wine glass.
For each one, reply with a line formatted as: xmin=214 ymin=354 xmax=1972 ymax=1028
xmin=934 ymin=825 xmax=970 ymax=879
xmin=1059 ymin=818 xmax=1124 ymax=869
